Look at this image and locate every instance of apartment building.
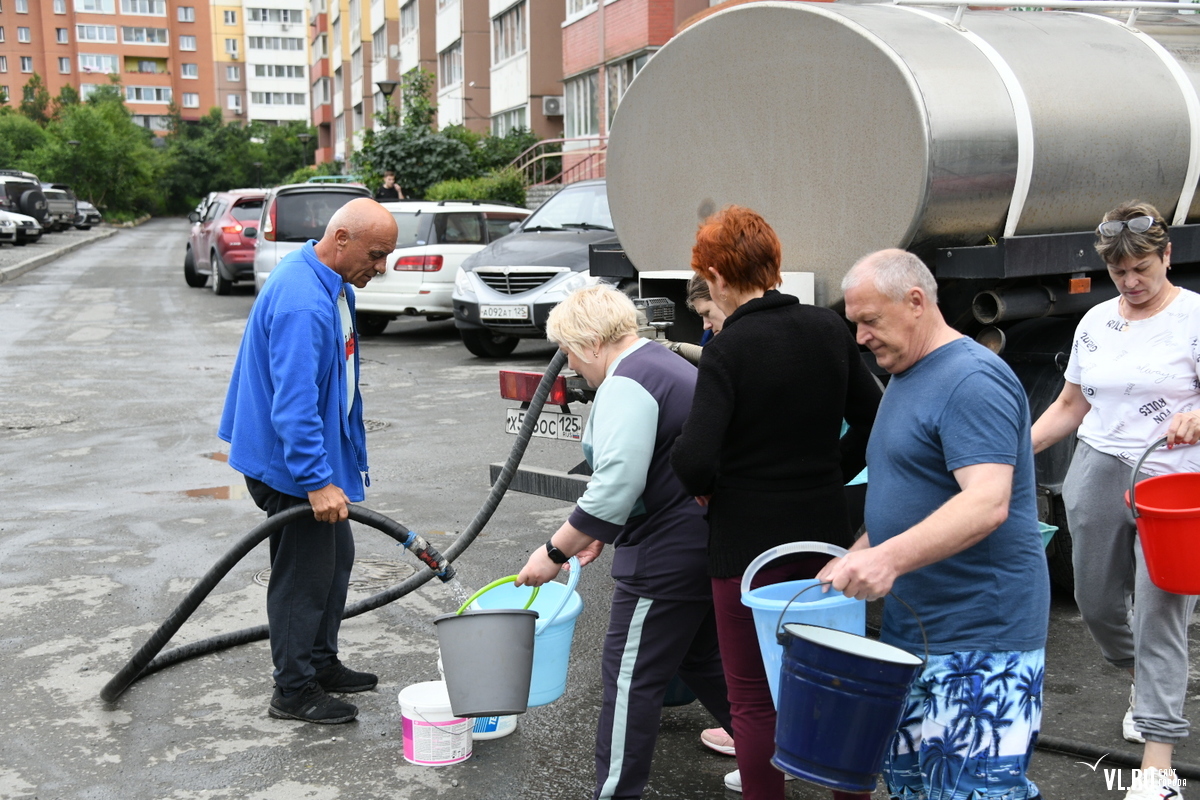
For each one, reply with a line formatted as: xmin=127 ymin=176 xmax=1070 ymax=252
xmin=0 ymin=0 xmax=218 ymax=132
xmin=488 ymin=0 xmax=562 ymax=140
xmin=209 ymin=1 xmax=308 ymax=124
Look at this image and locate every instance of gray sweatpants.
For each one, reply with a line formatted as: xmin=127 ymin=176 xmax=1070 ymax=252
xmin=1063 ymin=440 xmax=1198 ymax=744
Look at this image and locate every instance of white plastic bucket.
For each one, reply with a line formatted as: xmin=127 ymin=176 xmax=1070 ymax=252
xmin=398 ymin=681 xmax=473 ymax=766
xmin=437 ymin=655 xmax=518 ymax=740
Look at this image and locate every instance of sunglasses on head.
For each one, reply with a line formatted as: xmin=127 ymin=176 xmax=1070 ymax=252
xmin=1096 ymin=215 xmax=1158 ymax=237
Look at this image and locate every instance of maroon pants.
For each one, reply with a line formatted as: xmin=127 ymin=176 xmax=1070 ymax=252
xmin=711 ymin=559 xmax=872 ymax=800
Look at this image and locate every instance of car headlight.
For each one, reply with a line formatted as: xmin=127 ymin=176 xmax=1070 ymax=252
xmin=453 ymin=268 xmax=476 ymax=298
xmin=543 ymin=270 xmax=596 ymax=301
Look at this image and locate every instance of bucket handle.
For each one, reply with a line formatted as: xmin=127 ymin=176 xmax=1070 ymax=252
xmin=455 ymin=577 xmax=539 ymax=615
xmin=739 ymin=541 xmax=850 ymax=599
xmin=774 ymin=581 xmax=930 ymax=665
xmin=533 ymin=556 xmax=581 ymax=636
xmin=1128 ymin=436 xmax=1169 ymax=520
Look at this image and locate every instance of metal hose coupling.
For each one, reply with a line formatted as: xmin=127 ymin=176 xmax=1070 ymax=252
xmin=402 ymin=531 xmax=456 ymax=583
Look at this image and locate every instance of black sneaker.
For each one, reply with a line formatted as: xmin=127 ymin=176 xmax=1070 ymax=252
xmin=314 ymin=659 xmax=378 ymax=694
xmin=269 ymin=681 xmax=358 ymax=724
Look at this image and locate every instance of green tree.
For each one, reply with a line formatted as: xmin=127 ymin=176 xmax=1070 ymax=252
xmin=353 ymin=125 xmax=475 ymax=199
xmin=0 ymin=110 xmax=50 ymax=168
xmin=19 ymin=74 xmax=52 ymax=126
xmin=51 ymin=84 xmax=80 ymax=121
xmin=400 ymin=68 xmax=437 ymax=129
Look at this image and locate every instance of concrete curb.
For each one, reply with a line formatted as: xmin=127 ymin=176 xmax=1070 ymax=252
xmin=0 ymin=227 xmax=120 ymax=285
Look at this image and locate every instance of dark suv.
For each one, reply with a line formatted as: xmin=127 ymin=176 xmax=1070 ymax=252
xmin=0 ymin=169 xmax=49 ymax=227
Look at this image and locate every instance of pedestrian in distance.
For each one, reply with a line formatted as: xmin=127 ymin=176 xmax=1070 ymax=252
xmin=219 ymin=198 xmax=398 ymax=724
xmin=516 ymin=284 xmax=733 ymax=800
xmin=820 ymin=248 xmax=1050 ymax=800
xmin=670 ymin=205 xmax=881 ymax=800
xmin=374 ymin=170 xmax=403 ymax=202
xmin=1031 ymin=201 xmax=1200 ymax=800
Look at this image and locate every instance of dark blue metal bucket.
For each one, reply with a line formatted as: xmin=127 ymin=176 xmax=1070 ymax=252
xmin=771 ymin=622 xmax=924 ymax=792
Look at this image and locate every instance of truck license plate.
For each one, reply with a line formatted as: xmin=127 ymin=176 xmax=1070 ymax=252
xmin=481 ymin=304 xmax=529 ymax=320
xmin=505 ymin=408 xmax=582 ymax=441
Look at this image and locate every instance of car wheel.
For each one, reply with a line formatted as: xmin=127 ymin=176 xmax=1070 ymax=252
xmin=15 ymin=240 xmax=27 ymax=246
xmin=211 ymin=251 xmax=232 ymax=296
xmin=76 ymin=226 xmax=91 ymax=231
xmin=357 ymin=313 xmax=390 ymax=337
xmin=184 ymin=247 xmax=207 ymax=288
xmin=460 ymin=329 xmax=520 ymax=358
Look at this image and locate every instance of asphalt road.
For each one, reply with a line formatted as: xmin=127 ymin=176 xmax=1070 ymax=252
xmin=1 ymin=218 xmax=1197 ymax=800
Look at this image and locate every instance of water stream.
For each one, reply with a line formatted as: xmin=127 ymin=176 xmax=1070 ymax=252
xmin=442 ymin=576 xmax=474 ymax=610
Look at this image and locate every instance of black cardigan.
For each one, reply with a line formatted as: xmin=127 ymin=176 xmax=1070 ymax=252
xmin=670 ymin=291 xmax=882 ymax=578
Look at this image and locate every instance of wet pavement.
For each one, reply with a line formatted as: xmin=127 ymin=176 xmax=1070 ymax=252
xmin=1 ymin=218 xmax=1198 ymax=800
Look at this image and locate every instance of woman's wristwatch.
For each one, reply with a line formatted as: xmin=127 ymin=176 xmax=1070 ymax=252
xmin=545 ymin=540 xmax=570 ymax=564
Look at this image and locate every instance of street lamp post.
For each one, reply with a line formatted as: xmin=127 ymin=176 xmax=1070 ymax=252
xmin=67 ymin=140 xmax=82 ymax=208
xmin=376 ymin=80 xmax=398 ymax=127
xmin=253 ymin=161 xmax=262 ymax=188
xmin=297 ymin=132 xmax=312 ymax=169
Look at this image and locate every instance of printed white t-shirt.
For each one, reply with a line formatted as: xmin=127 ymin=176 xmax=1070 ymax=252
xmin=1065 ymin=287 xmax=1200 ymax=475
xmin=338 ymin=289 xmax=356 ymax=418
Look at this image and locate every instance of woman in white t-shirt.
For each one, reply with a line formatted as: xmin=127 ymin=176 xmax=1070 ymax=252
xmin=1032 ymin=201 xmax=1200 ymax=800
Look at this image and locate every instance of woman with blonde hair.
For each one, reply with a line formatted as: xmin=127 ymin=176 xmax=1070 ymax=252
xmin=517 ymin=284 xmax=732 ymax=800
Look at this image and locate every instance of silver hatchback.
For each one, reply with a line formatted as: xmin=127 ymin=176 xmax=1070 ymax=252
xmin=252 ymin=182 xmax=372 ymax=292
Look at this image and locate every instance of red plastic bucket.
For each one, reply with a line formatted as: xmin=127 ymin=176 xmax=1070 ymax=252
xmin=1125 ymin=437 xmax=1200 ymax=595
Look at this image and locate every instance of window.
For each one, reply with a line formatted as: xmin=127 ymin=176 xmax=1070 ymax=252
xmin=255 ymin=64 xmax=304 ymax=78
xmin=401 ymin=1 xmax=417 ymax=37
xmin=372 ymin=26 xmax=385 ymax=61
xmin=120 ymin=0 xmax=166 ymax=14
xmin=15 ymin=0 xmax=27 ymax=11
xmin=251 ymin=91 xmax=306 ymax=105
xmin=434 ymin=213 xmax=485 ymax=245
xmin=606 ymin=52 xmax=649 ymax=125
xmin=179 ymin=35 xmax=197 ymax=50
xmin=224 ymin=10 xmax=236 ymax=25
xmin=351 ymin=46 xmax=362 ymax=81
xmin=492 ymin=2 xmax=525 ymax=64
xmin=492 ymin=106 xmax=526 ymax=137
xmin=248 ymin=8 xmax=302 ymax=22
xmin=564 ymin=71 xmax=599 ymax=137
xmin=248 ymin=37 xmax=304 ymax=50
xmin=126 ymin=85 xmax=172 ymax=103
xmin=136 ymin=59 xmax=157 ymax=73
xmin=313 ymin=76 xmax=330 ymax=104
xmin=566 ymin=0 xmax=596 ymax=18
xmin=225 ymin=38 xmax=239 ymax=56
xmin=0 ymin=28 xmax=4 ymax=43
xmin=226 ymin=64 xmax=241 ymax=81
xmin=20 ymin=57 xmax=33 ymax=73
xmin=17 ymin=27 xmax=30 ymax=43
xmin=437 ymin=0 xmax=451 ymax=9
xmin=438 ymin=41 xmax=462 ymax=89
xmin=182 ymin=92 xmax=199 ymax=108
xmin=122 ymin=27 xmax=169 ymax=44
xmin=314 ymin=32 xmax=327 ymax=59
xmin=75 ymin=0 xmax=115 ymax=11
xmin=59 ymin=58 xmax=71 ymax=74
xmin=181 ymin=63 xmax=198 ymax=78
xmin=335 ymin=114 xmax=345 ymax=147
xmin=0 ymin=57 xmax=6 ymax=73
xmin=178 ymin=6 xmax=195 ymax=22
xmin=55 ymin=0 xmax=68 ymax=12
xmin=80 ymin=53 xmax=120 ymax=73
xmin=56 ymin=28 xmax=69 ymax=44
xmin=77 ymin=25 xmax=118 ymax=42
xmin=228 ymin=93 xmax=242 ymax=111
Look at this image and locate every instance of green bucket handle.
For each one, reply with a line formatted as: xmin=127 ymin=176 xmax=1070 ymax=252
xmin=455 ymin=576 xmax=539 ymax=616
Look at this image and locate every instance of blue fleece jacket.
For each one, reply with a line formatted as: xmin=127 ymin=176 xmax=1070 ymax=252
xmin=218 ymin=241 xmax=368 ymax=501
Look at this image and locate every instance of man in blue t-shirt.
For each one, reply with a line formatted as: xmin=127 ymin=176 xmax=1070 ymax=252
xmin=819 ymin=249 xmax=1049 ymax=800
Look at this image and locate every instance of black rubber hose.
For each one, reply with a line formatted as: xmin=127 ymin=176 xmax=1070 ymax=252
xmin=101 ymin=348 xmax=569 ymax=702
xmin=1035 ymin=734 xmax=1200 ymax=781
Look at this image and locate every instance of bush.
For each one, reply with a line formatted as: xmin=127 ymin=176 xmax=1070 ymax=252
xmin=425 ymin=168 xmax=526 ymax=207
xmin=352 ymin=124 xmax=476 ymax=199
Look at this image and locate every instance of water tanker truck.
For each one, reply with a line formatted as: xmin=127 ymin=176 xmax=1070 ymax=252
xmin=506 ymin=0 xmax=1200 ymax=590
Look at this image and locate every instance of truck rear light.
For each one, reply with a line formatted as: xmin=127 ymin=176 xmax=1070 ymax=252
xmin=499 ymin=371 xmax=568 ymax=406
xmin=394 ymin=255 xmax=444 ymax=272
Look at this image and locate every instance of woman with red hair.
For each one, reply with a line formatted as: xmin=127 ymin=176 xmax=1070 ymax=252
xmin=671 ymin=206 xmax=881 ymax=800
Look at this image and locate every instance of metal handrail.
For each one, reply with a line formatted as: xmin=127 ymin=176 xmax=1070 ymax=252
xmin=509 ymin=135 xmax=609 ymax=188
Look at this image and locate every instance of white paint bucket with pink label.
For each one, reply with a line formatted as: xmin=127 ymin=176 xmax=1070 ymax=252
xmin=398 ymin=681 xmax=472 ymax=766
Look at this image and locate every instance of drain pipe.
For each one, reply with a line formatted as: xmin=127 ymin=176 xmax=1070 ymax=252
xmin=101 ymin=348 xmax=569 ymax=702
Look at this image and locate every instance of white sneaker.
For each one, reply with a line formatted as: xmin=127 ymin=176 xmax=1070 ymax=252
xmin=723 ymin=769 xmax=797 ymax=792
xmin=1125 ymin=684 xmax=1147 ymax=744
xmin=1123 ymin=766 xmax=1184 ymax=799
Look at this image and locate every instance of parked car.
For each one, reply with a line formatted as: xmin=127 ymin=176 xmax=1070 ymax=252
xmin=252 ymin=182 xmax=373 ymax=292
xmin=74 ymin=199 xmax=102 ymax=230
xmin=451 ymin=179 xmax=617 ymax=357
xmin=1 ymin=209 xmax=43 ymax=245
xmin=353 ymin=200 xmax=532 ymax=335
xmin=39 ymin=185 xmax=77 ymax=232
xmin=0 ymin=210 xmax=16 ymax=245
xmin=0 ymin=170 xmax=49 ymax=229
xmin=184 ymin=189 xmax=266 ymax=294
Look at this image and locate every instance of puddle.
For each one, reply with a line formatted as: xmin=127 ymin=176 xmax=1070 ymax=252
xmin=364 ymin=419 xmax=390 ymax=433
xmin=254 ymin=556 xmax=416 ymax=589
xmin=201 ymin=452 xmax=229 ymax=462
xmin=180 ymin=485 xmax=250 ymax=500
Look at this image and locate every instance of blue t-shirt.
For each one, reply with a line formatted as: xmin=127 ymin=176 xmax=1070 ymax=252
xmin=866 ymin=337 xmax=1049 ymax=655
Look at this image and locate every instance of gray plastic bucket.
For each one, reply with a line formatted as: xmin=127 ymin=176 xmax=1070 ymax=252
xmin=433 ymin=608 xmax=538 ymax=717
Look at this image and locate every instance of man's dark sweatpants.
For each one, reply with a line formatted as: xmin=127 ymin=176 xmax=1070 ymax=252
xmin=594 ymin=586 xmax=733 ymax=800
xmin=246 ymin=476 xmax=354 ymax=693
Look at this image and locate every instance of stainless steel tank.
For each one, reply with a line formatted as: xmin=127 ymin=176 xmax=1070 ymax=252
xmin=606 ymin=2 xmax=1200 ymax=305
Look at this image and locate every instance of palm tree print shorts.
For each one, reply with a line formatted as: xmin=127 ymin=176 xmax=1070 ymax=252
xmin=882 ymin=648 xmax=1044 ymax=800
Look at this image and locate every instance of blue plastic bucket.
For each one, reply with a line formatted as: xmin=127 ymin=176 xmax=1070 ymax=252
xmin=772 ymin=622 xmax=924 ymax=792
xmin=470 ymin=558 xmax=584 ymax=707
xmin=740 ymin=543 xmax=865 ymax=706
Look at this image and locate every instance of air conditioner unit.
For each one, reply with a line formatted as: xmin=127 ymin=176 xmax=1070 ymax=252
xmin=388 ymin=44 xmax=400 ymax=59
xmin=542 ymin=95 xmax=563 ymax=117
